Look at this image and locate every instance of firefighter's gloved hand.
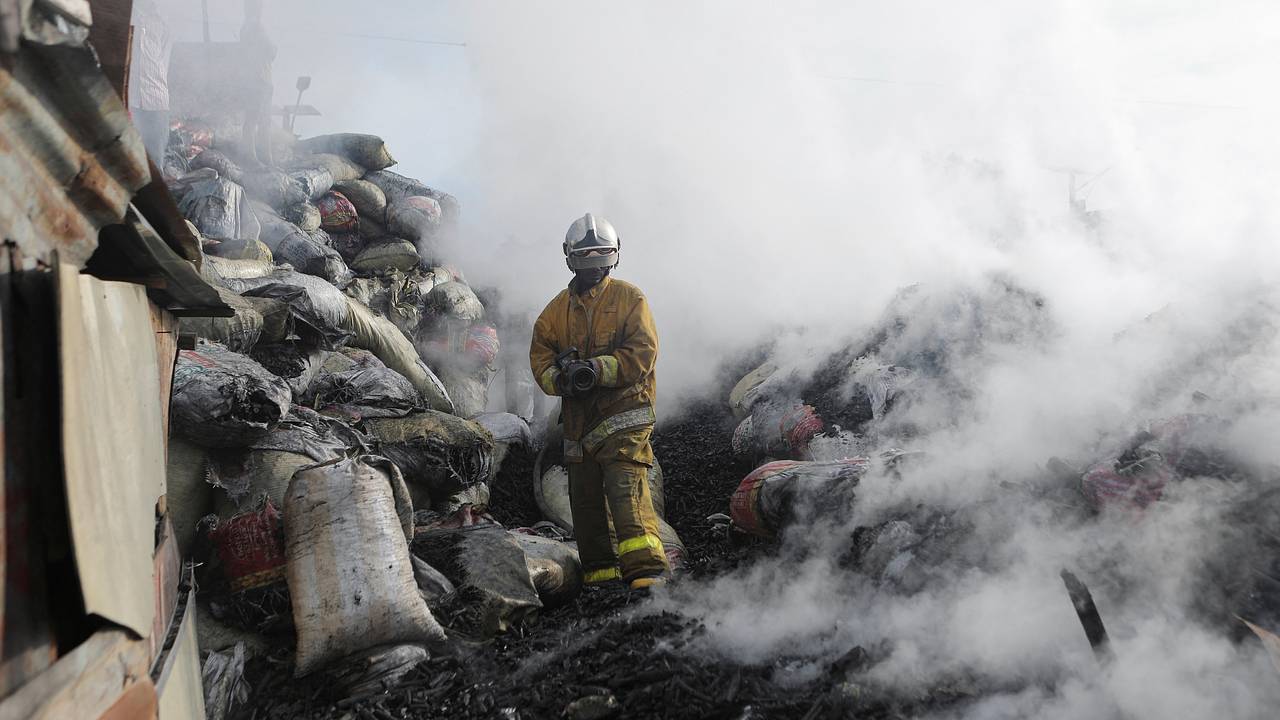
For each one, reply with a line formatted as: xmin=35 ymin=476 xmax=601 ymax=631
xmin=586 ymin=358 xmax=606 ymax=385
xmin=555 ymin=369 xmax=579 ymax=398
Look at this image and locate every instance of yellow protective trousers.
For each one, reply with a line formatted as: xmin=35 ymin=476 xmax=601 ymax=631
xmin=569 ymin=426 xmax=668 ymax=583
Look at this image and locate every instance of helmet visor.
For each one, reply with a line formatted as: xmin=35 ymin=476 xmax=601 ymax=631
xmin=567 ymin=247 xmax=618 ymax=270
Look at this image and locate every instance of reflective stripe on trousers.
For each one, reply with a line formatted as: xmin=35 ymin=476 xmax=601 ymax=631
xmin=584 ymin=567 xmax=621 ymax=584
xmin=618 ymin=534 xmax=663 ymax=556
xmin=564 ymin=405 xmax=657 ymax=461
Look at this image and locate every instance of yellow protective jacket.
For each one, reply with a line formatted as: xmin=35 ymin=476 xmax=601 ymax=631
xmin=530 ymin=276 xmax=658 ymax=464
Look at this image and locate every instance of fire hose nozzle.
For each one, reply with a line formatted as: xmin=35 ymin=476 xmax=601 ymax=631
xmin=555 ymin=347 xmax=598 ymax=393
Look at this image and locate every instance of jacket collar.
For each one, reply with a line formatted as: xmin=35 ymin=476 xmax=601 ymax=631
xmin=569 ymin=274 xmax=611 ymax=300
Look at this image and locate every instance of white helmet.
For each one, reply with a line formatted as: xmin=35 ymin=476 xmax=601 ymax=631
xmin=563 ymin=213 xmax=621 ymax=271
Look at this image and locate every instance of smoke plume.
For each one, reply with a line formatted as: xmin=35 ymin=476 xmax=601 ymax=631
xmin=157 ymin=2 xmax=1280 ymax=716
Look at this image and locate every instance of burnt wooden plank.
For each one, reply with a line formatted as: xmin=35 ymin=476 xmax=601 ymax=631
xmin=0 ymin=629 xmax=151 ymax=720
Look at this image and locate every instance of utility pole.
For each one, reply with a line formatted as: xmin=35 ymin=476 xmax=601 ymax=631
xmin=1045 ymin=165 xmax=1110 ymax=231
xmin=201 ymin=0 xmax=210 ymax=42
xmin=1046 ymin=165 xmax=1106 ymax=215
xmin=282 ymin=76 xmax=317 ymax=131
xmin=1067 ymin=171 xmax=1084 ymax=216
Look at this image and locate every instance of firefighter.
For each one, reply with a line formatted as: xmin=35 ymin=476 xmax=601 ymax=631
xmin=530 ymin=214 xmax=668 ymax=591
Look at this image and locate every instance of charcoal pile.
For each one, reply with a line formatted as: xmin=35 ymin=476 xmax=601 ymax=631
xmin=724 ymin=277 xmax=1053 ymax=469
xmin=158 ymin=115 xmax=596 ymax=718
xmin=651 ymin=398 xmax=771 ymax=577
xmin=486 ymin=443 xmax=542 ymax=529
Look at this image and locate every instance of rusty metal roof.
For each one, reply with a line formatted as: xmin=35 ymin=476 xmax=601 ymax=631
xmin=88 ymin=207 xmax=234 ymax=317
xmin=0 ymin=2 xmax=146 ymax=268
xmin=0 ymin=0 xmax=229 ymax=316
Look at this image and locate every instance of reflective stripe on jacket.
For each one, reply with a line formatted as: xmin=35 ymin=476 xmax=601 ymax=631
xmin=529 ymin=276 xmax=658 ymax=462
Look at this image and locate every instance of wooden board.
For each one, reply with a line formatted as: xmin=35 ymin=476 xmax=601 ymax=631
xmin=156 ymin=588 xmax=205 ymax=720
xmin=150 ymin=303 xmax=178 ymax=452
xmin=1242 ymin=618 xmax=1280 ymax=677
xmin=58 ymin=264 xmax=162 ymax=637
xmin=0 ymin=629 xmax=150 ymax=720
xmin=0 ymin=271 xmax=6 ymax=670
xmin=86 ymin=0 xmax=135 ymax=100
xmin=101 ymin=678 xmax=157 ymax=720
xmin=149 ymin=516 xmax=181 ymax=666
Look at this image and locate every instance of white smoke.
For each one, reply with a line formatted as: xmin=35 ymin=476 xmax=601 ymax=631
xmin=436 ymin=1 xmax=1280 ymax=417
xmin=156 ymin=2 xmax=1280 ymax=716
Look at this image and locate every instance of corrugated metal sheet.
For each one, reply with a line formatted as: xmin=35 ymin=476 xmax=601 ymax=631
xmin=0 ymin=0 xmax=228 ymax=300
xmin=0 ymin=15 xmax=149 ymax=268
xmin=89 ymin=208 xmax=233 ymax=317
xmin=132 ymin=157 xmax=207 ymax=268
xmin=39 ymin=0 xmax=91 ymax=27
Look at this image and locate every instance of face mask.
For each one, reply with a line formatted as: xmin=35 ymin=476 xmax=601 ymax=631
xmin=574 ymin=267 xmax=608 ymax=291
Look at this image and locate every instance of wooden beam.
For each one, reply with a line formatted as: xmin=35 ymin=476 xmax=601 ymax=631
xmin=0 ymin=629 xmax=151 ymax=720
xmin=149 ymin=302 xmax=178 ymax=444
xmin=100 ymin=678 xmax=157 ymax=720
xmin=148 ymin=517 xmax=180 ymax=668
xmin=86 ymin=0 xmax=136 ymax=101
xmin=154 ymin=581 xmax=202 ymax=718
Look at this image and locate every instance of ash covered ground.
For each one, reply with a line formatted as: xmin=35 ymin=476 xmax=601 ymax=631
xmin=224 ymin=282 xmax=1280 ymax=720
xmin=233 ymin=359 xmax=910 ymax=720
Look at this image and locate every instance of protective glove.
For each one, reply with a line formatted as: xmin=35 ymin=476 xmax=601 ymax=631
xmin=554 ymin=369 xmax=579 ymax=398
xmin=587 ymin=358 xmax=605 ymax=383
